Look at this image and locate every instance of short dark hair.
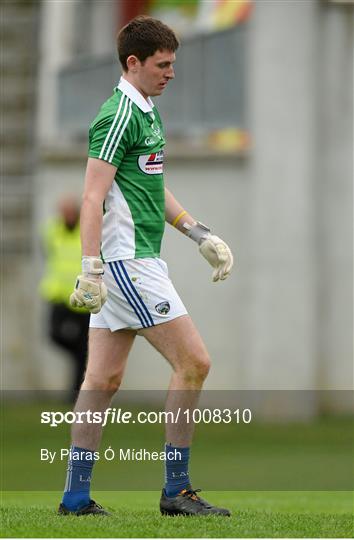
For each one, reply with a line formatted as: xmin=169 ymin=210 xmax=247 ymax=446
xmin=117 ymin=16 xmax=179 ymax=72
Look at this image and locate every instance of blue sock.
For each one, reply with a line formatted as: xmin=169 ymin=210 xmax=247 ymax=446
xmin=62 ymin=445 xmax=95 ymax=511
xmin=164 ymin=443 xmax=190 ymax=497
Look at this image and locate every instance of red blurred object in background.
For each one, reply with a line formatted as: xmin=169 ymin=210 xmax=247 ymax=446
xmin=118 ymin=0 xmax=151 ymax=27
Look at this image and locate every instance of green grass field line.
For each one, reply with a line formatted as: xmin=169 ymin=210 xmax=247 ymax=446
xmin=1 ymin=491 xmax=353 ymax=538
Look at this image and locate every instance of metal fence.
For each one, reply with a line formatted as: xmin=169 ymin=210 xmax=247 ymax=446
xmin=57 ymin=26 xmax=247 ymax=137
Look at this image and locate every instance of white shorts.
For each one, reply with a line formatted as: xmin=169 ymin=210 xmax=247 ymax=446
xmin=89 ymin=258 xmax=188 ymax=331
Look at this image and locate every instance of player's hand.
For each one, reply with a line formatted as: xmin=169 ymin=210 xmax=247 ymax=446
xmin=199 ymin=235 xmax=234 ymax=282
xmin=184 ymin=222 xmax=234 ymax=282
xmin=70 ymin=256 xmax=107 ymax=314
xmin=70 ymin=275 xmax=107 ymax=314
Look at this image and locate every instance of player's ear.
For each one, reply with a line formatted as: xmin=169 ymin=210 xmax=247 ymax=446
xmin=126 ymin=55 xmax=139 ymax=73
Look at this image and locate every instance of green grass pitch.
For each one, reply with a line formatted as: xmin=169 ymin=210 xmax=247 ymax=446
xmin=1 ymin=490 xmax=353 ymax=538
xmin=1 ymin=402 xmax=353 ymax=537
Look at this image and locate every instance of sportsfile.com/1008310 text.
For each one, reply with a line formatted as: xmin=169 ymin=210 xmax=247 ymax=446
xmin=40 ymin=408 xmax=252 ymax=427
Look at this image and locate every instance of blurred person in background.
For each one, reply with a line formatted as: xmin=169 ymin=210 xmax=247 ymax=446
xmin=40 ymin=196 xmax=89 ymax=398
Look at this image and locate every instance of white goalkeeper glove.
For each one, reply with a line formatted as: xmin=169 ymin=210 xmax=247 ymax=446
xmin=185 ymin=222 xmax=234 ymax=282
xmin=70 ymin=256 xmax=107 ymax=314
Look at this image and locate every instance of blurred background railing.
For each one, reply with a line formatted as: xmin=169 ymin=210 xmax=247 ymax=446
xmin=57 ymin=26 xmax=246 ymax=137
xmin=1 ymin=0 xmax=39 ymax=254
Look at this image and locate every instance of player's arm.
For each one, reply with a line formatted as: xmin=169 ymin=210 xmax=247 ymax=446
xmin=70 ymin=158 xmax=117 ymax=313
xmin=164 ymin=187 xmax=234 ymax=282
xmin=80 ymin=158 xmax=116 ymax=255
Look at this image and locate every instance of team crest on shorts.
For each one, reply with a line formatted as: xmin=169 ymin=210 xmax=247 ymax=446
xmin=155 ymin=301 xmax=170 ymax=314
xmin=138 ymin=150 xmax=164 ymax=175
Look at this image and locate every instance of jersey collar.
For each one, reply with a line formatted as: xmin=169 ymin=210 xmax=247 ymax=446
xmin=117 ymin=77 xmax=154 ymax=113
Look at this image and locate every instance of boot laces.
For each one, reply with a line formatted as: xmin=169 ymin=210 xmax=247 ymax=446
xmin=89 ymin=499 xmax=103 ymax=509
xmin=180 ymin=488 xmax=204 ymax=503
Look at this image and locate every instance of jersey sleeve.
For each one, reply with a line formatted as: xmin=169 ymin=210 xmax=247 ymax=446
xmin=88 ymin=97 xmax=135 ymax=168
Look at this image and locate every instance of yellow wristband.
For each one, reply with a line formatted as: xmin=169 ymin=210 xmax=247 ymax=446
xmin=172 ymin=210 xmax=187 ymax=228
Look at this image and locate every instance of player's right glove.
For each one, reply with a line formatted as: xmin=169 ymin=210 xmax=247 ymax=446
xmin=70 ymin=256 xmax=107 ymax=314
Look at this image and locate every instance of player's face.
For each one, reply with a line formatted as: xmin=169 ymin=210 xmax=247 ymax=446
xmin=136 ymin=49 xmax=176 ymax=97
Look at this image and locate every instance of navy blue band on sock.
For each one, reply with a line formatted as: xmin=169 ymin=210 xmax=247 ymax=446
xmin=62 ymin=445 xmax=96 ymax=511
xmin=164 ymin=443 xmax=190 ymax=498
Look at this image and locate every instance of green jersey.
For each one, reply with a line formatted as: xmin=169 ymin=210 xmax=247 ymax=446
xmin=88 ymin=77 xmax=166 ymax=261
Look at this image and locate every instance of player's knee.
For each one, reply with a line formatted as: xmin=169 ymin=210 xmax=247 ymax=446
xmin=83 ymin=372 xmax=122 ymax=393
xmin=183 ymin=352 xmax=211 ymax=384
xmin=195 ymin=354 xmax=211 ymax=380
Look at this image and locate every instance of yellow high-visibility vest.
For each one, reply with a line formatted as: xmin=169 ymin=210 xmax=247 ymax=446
xmin=39 ymin=218 xmax=84 ymax=310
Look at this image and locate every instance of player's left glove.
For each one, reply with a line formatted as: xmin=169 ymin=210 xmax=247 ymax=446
xmin=185 ymin=222 xmax=234 ymax=282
